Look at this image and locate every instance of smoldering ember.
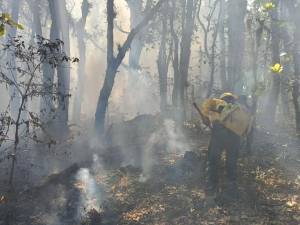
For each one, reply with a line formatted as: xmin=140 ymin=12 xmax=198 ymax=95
xmin=0 ymin=0 xmax=300 ymax=224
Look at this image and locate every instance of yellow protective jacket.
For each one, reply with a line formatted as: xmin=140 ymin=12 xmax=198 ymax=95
xmin=200 ymin=98 xmax=227 ymax=124
xmin=200 ymin=98 xmax=253 ymax=137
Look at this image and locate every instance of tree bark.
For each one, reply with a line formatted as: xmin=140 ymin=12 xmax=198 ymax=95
xmin=94 ymin=0 xmax=165 ymax=134
xmin=170 ymin=1 xmax=180 ymax=108
xmin=48 ymin=0 xmax=71 ymax=133
xmin=198 ymin=0 xmax=221 ymax=97
xmin=285 ymin=0 xmax=300 ymax=132
xmin=265 ymin=0 xmax=281 ymax=127
xmin=219 ymin=0 xmax=227 ymax=91
xmin=157 ymin=11 xmax=169 ymax=115
xmin=28 ymin=0 xmax=55 ymax=123
xmin=126 ymin=0 xmax=144 ymax=69
xmin=292 ymin=28 xmax=300 ymax=132
xmin=8 ymin=0 xmax=21 ymax=119
xmin=57 ymin=0 xmax=71 ymax=132
xmin=280 ymin=23 xmax=292 ymax=116
xmin=73 ymin=0 xmax=90 ymax=122
xmin=172 ymin=0 xmax=198 ymax=123
xmin=178 ymin=0 xmax=195 ymax=120
xmin=227 ymin=0 xmax=247 ymax=93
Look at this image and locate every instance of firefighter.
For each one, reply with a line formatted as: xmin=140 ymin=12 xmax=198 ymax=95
xmin=203 ymin=93 xmax=241 ymax=197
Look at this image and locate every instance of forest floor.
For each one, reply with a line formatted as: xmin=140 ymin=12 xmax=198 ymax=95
xmin=1 ymin=119 xmax=300 ymax=225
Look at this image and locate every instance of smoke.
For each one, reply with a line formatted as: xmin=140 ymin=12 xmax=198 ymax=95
xmin=164 ymin=119 xmax=190 ymax=155
xmin=139 ymin=128 xmax=163 ymax=182
xmin=139 ymin=119 xmax=190 ymax=182
xmin=112 ymin=69 xmax=160 ymax=121
xmin=75 ymin=167 xmax=103 ymax=216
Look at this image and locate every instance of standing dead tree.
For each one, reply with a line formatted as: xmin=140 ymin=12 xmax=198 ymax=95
xmin=94 ymin=0 xmax=166 ymax=134
xmin=198 ymin=0 xmax=221 ymax=97
xmin=157 ymin=3 xmax=172 ymax=115
xmin=73 ymin=0 xmax=91 ymax=121
xmin=171 ymin=0 xmax=200 ymax=123
xmin=227 ymin=0 xmax=247 ymax=92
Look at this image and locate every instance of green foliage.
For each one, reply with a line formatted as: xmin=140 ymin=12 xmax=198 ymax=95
xmin=271 ymin=63 xmax=283 ymax=74
xmin=262 ymin=2 xmax=276 ymax=11
xmin=0 ymin=13 xmax=24 ymax=37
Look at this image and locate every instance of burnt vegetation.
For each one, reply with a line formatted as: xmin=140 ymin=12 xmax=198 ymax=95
xmin=0 ymin=0 xmax=300 ymax=225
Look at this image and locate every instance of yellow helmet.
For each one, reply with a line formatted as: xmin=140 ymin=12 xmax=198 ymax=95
xmin=220 ymin=92 xmax=238 ymax=100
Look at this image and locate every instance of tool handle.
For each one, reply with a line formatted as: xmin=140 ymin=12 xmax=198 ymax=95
xmin=192 ymin=102 xmax=212 ymax=129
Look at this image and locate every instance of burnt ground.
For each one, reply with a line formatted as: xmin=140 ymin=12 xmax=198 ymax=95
xmin=1 ymin=125 xmax=300 ymax=225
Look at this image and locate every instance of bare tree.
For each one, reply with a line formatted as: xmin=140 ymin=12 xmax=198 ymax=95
xmin=94 ymin=0 xmax=166 ymax=134
xmin=198 ymin=0 xmax=221 ymax=97
xmin=73 ymin=0 xmax=91 ymax=121
xmin=157 ymin=4 xmax=171 ymax=114
xmin=171 ymin=0 xmax=199 ymax=123
xmin=227 ymin=0 xmax=247 ymax=92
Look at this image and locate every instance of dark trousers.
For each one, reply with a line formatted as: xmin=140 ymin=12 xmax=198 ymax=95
xmin=208 ymin=122 xmax=240 ymax=188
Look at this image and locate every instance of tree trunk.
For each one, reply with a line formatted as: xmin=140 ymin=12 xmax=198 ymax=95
xmin=250 ymin=21 xmax=259 ymax=115
xmin=73 ymin=0 xmax=89 ymax=122
xmin=280 ymin=23 xmax=292 ymax=117
xmin=28 ymin=0 xmax=55 ymax=123
xmin=219 ymin=0 xmax=227 ymax=91
xmin=57 ymin=0 xmax=71 ymax=132
xmin=30 ymin=0 xmax=43 ymax=36
xmin=95 ymin=0 xmax=115 ymax=134
xmin=157 ymin=12 xmax=168 ymax=115
xmin=227 ymin=0 xmax=247 ymax=93
xmin=170 ymin=1 xmax=180 ymax=108
xmin=206 ymin=0 xmax=221 ymax=97
xmin=179 ymin=0 xmax=194 ymax=120
xmin=293 ymin=28 xmax=300 ymax=132
xmin=126 ymin=0 xmax=153 ymax=69
xmin=8 ymin=0 xmax=21 ymax=119
xmin=48 ymin=0 xmax=70 ymax=133
xmin=172 ymin=0 xmax=197 ymax=123
xmin=126 ymin=0 xmax=144 ymax=69
xmin=265 ymin=0 xmax=281 ymax=127
xmin=285 ymin=1 xmax=300 ymax=132
xmin=95 ymin=0 xmax=165 ymax=134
